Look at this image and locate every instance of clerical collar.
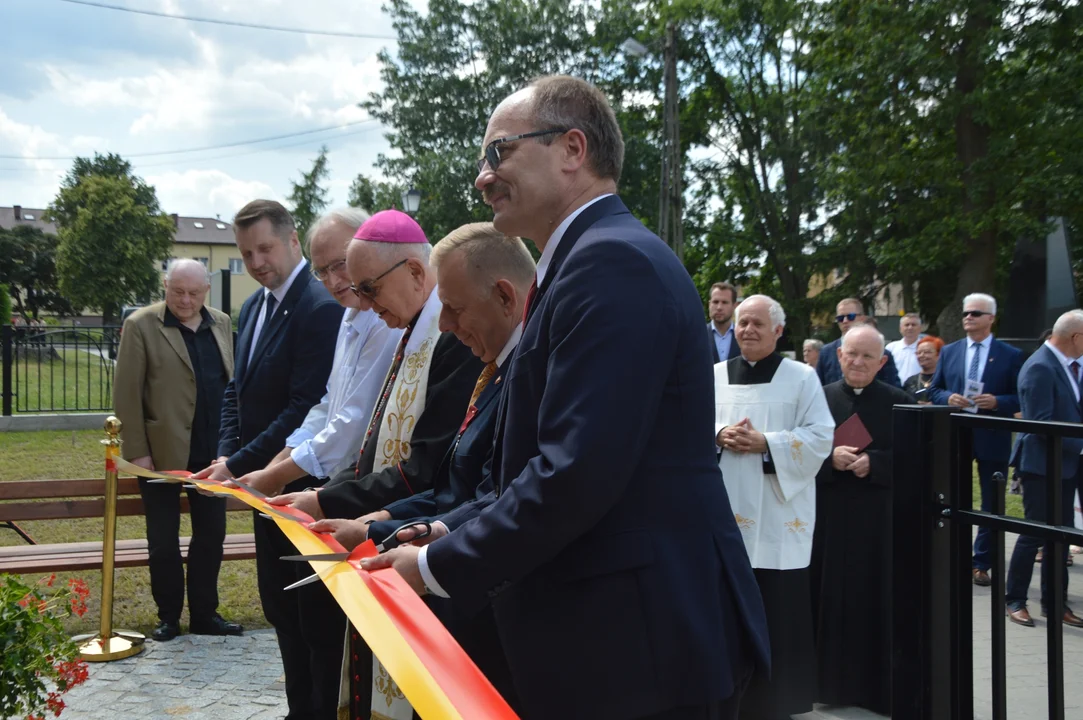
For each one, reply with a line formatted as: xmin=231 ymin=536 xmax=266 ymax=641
xmin=843 ymin=382 xmax=870 ymax=395
xmin=536 ymin=193 xmax=613 ymax=287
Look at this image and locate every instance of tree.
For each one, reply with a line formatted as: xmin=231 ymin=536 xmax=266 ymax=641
xmin=347 ymin=174 xmax=403 ymax=214
xmin=288 ymin=146 xmax=331 ymax=243
xmin=0 ymin=225 xmax=74 ymax=321
xmin=49 ymin=157 xmax=174 ymax=324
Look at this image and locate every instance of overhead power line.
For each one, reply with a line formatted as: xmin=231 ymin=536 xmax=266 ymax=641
xmin=0 ymin=119 xmax=378 ymax=161
xmin=55 ymin=0 xmax=398 ymax=40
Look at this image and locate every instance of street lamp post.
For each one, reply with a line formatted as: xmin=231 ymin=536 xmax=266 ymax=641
xmin=401 ymin=188 xmax=422 ymax=216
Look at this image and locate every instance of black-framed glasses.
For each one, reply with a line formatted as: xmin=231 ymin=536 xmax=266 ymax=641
xmin=476 ymin=128 xmax=569 ymax=174
xmin=311 ymin=258 xmax=347 ymax=282
xmin=350 ymin=259 xmax=408 ymax=300
xmin=962 ymin=310 xmax=990 ymax=318
xmin=835 ymin=312 xmax=858 ymax=323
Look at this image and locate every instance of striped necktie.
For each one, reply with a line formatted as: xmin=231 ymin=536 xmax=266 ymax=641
xmin=470 ymin=362 xmax=498 ymax=407
xmin=968 ymin=342 xmax=981 ymax=381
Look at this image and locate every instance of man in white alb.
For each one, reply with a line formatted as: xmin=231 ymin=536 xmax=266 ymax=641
xmin=714 ymin=294 xmax=834 ymax=720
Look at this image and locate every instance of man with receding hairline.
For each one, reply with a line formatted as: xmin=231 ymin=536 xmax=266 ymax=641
xmin=816 ymin=298 xmax=902 ymax=387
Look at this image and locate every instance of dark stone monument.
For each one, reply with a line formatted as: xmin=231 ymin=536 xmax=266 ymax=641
xmin=999 ymin=217 xmax=1077 ymax=355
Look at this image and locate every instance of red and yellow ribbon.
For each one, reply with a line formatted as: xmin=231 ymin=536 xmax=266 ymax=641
xmin=113 ymin=458 xmax=518 ymax=720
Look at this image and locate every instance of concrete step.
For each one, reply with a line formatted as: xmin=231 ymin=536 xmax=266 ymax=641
xmin=796 ymin=705 xmax=889 ymax=720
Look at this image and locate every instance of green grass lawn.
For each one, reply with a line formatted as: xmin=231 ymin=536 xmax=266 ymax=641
xmin=0 ymin=430 xmax=267 ymax=634
xmin=12 ymin=349 xmax=114 ymax=413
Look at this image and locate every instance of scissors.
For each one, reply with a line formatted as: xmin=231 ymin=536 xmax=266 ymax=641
xmin=279 ymin=521 xmax=433 ymax=591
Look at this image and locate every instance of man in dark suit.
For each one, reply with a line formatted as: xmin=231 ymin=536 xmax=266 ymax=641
xmin=363 ymin=75 xmax=770 ymax=720
xmin=310 ymin=222 xmax=535 ymax=709
xmin=709 ymin=281 xmax=741 ymax=364
xmin=816 ymin=298 xmax=902 ymax=387
xmin=1005 ymin=310 xmax=1083 ymax=627
xmin=929 ymin=292 xmax=1023 ymax=587
xmin=194 ymin=199 xmax=342 ymax=720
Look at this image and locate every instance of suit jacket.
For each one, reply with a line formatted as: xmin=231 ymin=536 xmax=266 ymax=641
xmin=816 ymin=337 xmax=901 ymax=387
xmin=218 ymin=267 xmax=342 ymax=481
xmin=425 ymin=195 xmax=770 ymax=719
xmin=928 ymin=336 xmax=1023 ymax=463
xmin=1010 ymin=344 xmax=1083 ymax=477
xmin=708 ymin=323 xmax=741 ymax=364
xmin=114 ymin=302 xmax=233 ymax=471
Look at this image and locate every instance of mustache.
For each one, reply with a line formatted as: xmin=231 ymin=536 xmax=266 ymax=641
xmin=482 ymin=182 xmax=511 ymax=205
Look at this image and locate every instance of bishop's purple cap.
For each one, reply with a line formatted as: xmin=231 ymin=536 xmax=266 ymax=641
xmin=353 ymin=209 xmax=428 ymax=244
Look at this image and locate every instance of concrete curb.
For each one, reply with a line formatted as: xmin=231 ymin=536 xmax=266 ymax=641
xmin=0 ymin=412 xmax=110 ymax=432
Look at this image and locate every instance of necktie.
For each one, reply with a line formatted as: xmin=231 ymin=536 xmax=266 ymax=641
xmin=1071 ymin=361 xmax=1081 ymax=399
xmin=522 ymin=278 xmax=537 ymax=324
xmin=968 ymin=342 xmax=981 ymax=381
xmin=264 ymin=292 xmax=278 ymax=322
xmin=470 ymin=362 xmax=498 ymax=407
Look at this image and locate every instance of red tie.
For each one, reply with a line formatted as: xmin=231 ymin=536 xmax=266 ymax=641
xmin=522 ymin=278 xmax=537 ymax=324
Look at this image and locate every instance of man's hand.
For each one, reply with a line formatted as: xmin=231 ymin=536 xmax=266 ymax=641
xmin=359 ymin=546 xmax=426 ymax=596
xmin=948 ymin=393 xmax=974 ymax=409
xmin=973 ymin=393 xmax=998 ymax=411
xmin=233 ymin=469 xmax=282 ymax=497
xmin=846 ymin=453 xmax=871 ymax=478
xmin=307 ymin=518 xmax=371 ymax=550
xmin=130 ymin=456 xmax=154 ymax=471
xmin=833 ymin=445 xmax=859 ymax=471
xmin=359 ymin=510 xmax=392 ymax=525
xmin=266 ymin=490 xmax=325 ymax=521
xmin=396 ymin=521 xmax=447 ymax=548
xmin=192 ymin=456 xmax=233 ymax=480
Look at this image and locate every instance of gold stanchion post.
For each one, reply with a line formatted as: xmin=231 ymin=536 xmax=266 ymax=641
xmin=76 ymin=416 xmax=145 ymax=661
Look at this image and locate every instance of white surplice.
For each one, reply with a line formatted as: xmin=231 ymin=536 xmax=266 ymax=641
xmin=714 ymin=357 xmax=835 ymax=570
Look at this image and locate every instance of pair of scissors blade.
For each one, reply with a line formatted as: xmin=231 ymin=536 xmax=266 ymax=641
xmin=280 ymin=552 xmax=350 ymax=562
xmin=374 ymin=521 xmax=433 ymax=553
xmin=283 ymin=568 xmax=333 ymax=591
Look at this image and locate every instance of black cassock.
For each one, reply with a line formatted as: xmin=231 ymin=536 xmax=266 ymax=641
xmin=811 ymin=379 xmax=912 ymax=716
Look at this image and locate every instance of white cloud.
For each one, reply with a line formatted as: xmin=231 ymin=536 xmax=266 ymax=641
xmin=144 ymin=168 xmax=279 ymax=217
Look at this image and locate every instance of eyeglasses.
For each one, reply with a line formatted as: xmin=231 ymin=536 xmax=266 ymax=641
xmin=835 ymin=313 xmax=859 ymax=323
xmin=350 ymin=259 xmax=408 ymax=300
xmin=311 ymin=258 xmax=347 ymax=282
xmin=476 ymin=128 xmax=569 ymax=174
xmin=962 ymin=310 xmax=991 ymax=318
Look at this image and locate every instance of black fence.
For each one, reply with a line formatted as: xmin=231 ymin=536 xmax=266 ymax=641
xmin=1 ymin=324 xmax=120 ymax=415
xmin=894 ymin=405 xmax=1083 ymax=720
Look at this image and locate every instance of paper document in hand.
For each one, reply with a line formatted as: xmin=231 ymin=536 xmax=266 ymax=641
xmin=834 ymin=413 xmax=873 ymax=453
xmin=963 ymin=379 xmax=984 ymax=413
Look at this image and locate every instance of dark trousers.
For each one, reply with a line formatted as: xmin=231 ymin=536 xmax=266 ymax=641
xmin=139 ymin=478 xmax=226 ymax=624
xmin=1005 ymin=471 xmax=1078 ymax=612
xmin=254 ymin=508 xmax=347 ymax=720
xmin=973 ymin=459 xmax=1010 ymax=571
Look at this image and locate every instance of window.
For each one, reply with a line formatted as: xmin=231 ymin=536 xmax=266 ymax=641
xmin=193 ymin=221 xmax=204 ymax=229
xmin=23 ymin=213 xmax=35 ymax=220
xmin=194 ymin=257 xmax=209 ymax=267
xmin=160 ymin=257 xmax=175 ymax=271
xmin=216 ymin=223 xmax=227 ymax=230
xmin=229 ymin=258 xmax=244 ymax=275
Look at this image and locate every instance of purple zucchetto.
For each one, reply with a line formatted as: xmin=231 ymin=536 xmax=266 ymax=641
xmin=353 ymin=209 xmax=428 ymax=244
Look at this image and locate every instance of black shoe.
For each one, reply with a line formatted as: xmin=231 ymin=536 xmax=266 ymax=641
xmin=189 ymin=614 xmax=243 ymax=636
xmin=151 ymin=621 xmax=181 ymax=642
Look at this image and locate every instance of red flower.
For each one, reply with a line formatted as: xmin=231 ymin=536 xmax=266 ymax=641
xmin=45 ymin=692 xmax=66 ymax=717
xmin=44 ymin=573 xmax=57 ymax=588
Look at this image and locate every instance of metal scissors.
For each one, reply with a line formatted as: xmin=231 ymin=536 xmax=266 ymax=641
xmin=279 ymin=521 xmax=433 ymax=590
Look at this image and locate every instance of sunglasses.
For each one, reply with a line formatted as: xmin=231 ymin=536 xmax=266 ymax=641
xmin=476 ymin=128 xmax=568 ymax=174
xmin=349 ymin=259 xmax=408 ymax=300
xmin=962 ymin=310 xmax=991 ymax=318
xmin=311 ymin=258 xmax=347 ymax=282
xmin=835 ymin=313 xmax=859 ymax=323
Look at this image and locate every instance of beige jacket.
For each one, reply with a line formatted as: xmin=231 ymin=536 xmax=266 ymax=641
xmin=112 ymin=301 xmax=233 ymax=470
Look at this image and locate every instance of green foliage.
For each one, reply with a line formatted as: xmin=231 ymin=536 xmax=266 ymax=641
xmin=0 ymin=284 xmax=11 ymax=326
xmin=0 ymin=574 xmax=91 ymax=718
xmin=0 ymin=225 xmax=74 ymax=321
xmin=49 ymin=156 xmax=174 ymax=324
xmin=288 ymin=146 xmax=331 ymax=244
xmin=347 ymin=174 xmax=406 ymax=215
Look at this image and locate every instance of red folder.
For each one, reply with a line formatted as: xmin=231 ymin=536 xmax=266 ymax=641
xmin=834 ymin=413 xmax=873 ymax=453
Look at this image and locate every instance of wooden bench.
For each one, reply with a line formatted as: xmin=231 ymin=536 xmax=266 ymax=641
xmin=0 ymin=477 xmax=256 ymax=574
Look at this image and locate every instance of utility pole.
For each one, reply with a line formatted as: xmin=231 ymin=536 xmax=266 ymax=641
xmin=657 ymin=21 xmax=683 ymax=262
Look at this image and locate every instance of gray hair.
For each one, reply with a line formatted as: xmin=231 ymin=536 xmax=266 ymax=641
xmin=842 ymin=322 xmax=886 ymax=355
xmin=525 ymin=75 xmax=624 ymax=183
xmin=431 ymin=223 xmax=535 ymax=296
xmin=305 ymin=207 xmax=371 ymax=251
xmin=165 ymin=258 xmax=211 ymax=284
xmin=1052 ymin=309 xmax=1083 ymax=337
xmin=353 ymin=236 xmax=432 ymax=266
xmin=963 ymin=293 xmax=997 ymax=315
xmin=734 ymin=294 xmax=786 ymax=329
xmin=803 ymin=339 xmax=824 ymax=352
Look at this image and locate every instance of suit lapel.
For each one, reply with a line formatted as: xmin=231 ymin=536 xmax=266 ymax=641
xmin=210 ymin=314 xmax=233 ymax=379
xmin=236 ymin=294 xmax=262 ymax=382
xmin=242 ymin=268 xmax=310 ymax=393
xmin=158 ymin=324 xmax=194 ymax=376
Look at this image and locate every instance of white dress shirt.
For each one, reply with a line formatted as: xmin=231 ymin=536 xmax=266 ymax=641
xmin=535 ymin=193 xmax=613 ymax=286
xmin=964 ymin=333 xmax=994 ymax=382
xmin=248 ymin=259 xmax=308 ymax=365
xmin=1043 ymin=340 xmax=1081 ymax=403
xmin=285 ymin=308 xmax=402 ymax=478
xmin=417 ymin=323 xmax=524 ymax=598
xmin=886 ymin=337 xmax=922 ymax=383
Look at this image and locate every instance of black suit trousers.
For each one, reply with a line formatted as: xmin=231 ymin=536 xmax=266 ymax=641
xmin=254 ymin=502 xmax=347 ymax=720
xmin=139 ymin=478 xmax=226 ymax=624
xmin=1006 ymin=471 xmax=1078 ymax=612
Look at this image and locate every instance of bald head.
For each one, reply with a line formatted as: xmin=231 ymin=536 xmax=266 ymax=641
xmin=165 ymin=258 xmax=211 ymax=284
xmin=1048 ymin=309 xmax=1083 ymax=359
xmin=839 ymin=323 xmax=887 ymax=389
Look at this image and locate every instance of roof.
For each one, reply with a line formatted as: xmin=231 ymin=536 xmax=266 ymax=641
xmin=0 ymin=206 xmax=235 ymax=245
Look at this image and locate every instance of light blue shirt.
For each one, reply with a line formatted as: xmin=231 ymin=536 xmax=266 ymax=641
xmin=710 ymin=323 xmax=734 ymax=362
xmin=964 ymin=334 xmax=994 ymax=382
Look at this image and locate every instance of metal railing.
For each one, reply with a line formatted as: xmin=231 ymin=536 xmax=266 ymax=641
xmin=893 ymin=405 xmax=1083 ymax=720
xmin=1 ymin=324 xmax=119 ymax=414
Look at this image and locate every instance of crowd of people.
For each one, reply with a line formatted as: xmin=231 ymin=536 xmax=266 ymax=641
xmin=111 ymin=74 xmax=1080 ymax=720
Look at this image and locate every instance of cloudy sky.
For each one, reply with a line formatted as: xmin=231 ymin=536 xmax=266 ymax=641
xmin=0 ymin=0 xmax=417 ymax=219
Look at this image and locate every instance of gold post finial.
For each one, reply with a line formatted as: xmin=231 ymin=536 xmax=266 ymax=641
xmin=104 ymin=415 xmax=122 ymax=437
